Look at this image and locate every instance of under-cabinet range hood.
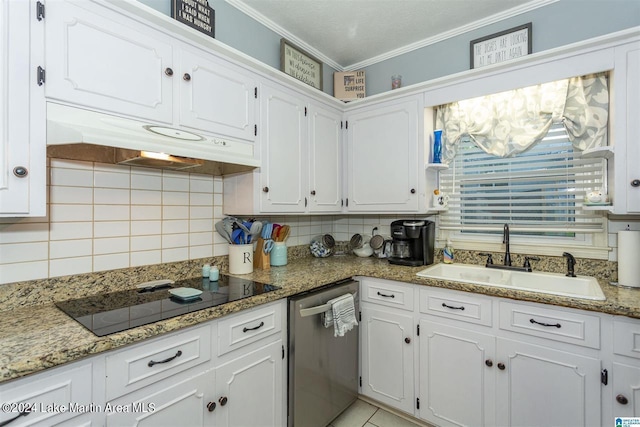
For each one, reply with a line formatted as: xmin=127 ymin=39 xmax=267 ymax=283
xmin=46 ymin=103 xmax=259 ymax=175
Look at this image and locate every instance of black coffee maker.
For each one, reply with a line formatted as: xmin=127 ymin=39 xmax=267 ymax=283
xmin=388 ymin=220 xmax=435 ymax=266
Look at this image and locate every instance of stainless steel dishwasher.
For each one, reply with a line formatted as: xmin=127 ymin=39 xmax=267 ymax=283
xmin=288 ymin=279 xmax=359 ymax=427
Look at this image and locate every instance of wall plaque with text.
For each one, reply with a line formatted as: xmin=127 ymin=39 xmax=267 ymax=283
xmin=172 ymin=0 xmax=215 ymax=38
xmin=470 ymin=23 xmax=531 ymax=69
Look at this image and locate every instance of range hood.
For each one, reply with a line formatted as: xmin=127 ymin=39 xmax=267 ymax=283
xmin=46 ymin=103 xmax=260 ymax=175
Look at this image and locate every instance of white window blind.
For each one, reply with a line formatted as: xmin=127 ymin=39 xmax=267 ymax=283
xmin=439 ymin=123 xmax=605 ymax=235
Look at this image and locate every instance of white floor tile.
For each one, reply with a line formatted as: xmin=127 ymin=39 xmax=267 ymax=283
xmin=368 ymin=409 xmax=422 ymax=427
xmin=330 ymin=399 xmax=377 ymax=427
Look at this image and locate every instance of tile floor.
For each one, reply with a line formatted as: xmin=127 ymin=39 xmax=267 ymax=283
xmin=328 ymin=399 xmax=430 ymax=427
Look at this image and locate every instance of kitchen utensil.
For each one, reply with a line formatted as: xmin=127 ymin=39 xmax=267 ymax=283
xmin=272 ymin=224 xmax=282 ymax=240
xmin=223 ymin=217 xmax=235 ymax=243
xmin=249 ymin=221 xmax=262 ymax=242
xmin=277 ymin=225 xmax=290 ymax=242
xmin=232 ymin=228 xmax=245 ymax=244
xmin=236 ymin=220 xmax=252 ymax=244
xmin=215 ymin=221 xmax=233 ymax=243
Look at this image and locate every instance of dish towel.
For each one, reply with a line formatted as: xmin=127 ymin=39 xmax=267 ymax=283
xmin=323 ymin=293 xmax=358 ymax=337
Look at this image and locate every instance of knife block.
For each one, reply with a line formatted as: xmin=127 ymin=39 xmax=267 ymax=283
xmin=253 ymin=238 xmax=271 ymax=270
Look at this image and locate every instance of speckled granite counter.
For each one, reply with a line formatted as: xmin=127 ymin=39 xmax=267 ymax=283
xmin=1 ymin=254 xmax=639 ymax=384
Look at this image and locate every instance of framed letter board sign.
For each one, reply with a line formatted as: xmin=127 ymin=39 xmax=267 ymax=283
xmin=280 ymin=39 xmax=323 ymax=90
xmin=470 ymin=23 xmax=531 ymax=69
xmin=172 ymin=0 xmax=215 ymax=38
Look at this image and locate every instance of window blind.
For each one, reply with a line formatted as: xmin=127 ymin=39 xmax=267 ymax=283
xmin=439 ymin=123 xmax=605 ymax=234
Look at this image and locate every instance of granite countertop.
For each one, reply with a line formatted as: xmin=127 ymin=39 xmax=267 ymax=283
xmin=1 ymin=255 xmax=640 ymax=384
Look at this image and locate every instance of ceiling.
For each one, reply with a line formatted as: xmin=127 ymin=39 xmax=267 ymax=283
xmin=227 ymin=0 xmax=553 ymax=71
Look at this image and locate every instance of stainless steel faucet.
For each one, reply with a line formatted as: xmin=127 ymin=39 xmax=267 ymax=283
xmin=503 ymin=224 xmax=512 ymax=266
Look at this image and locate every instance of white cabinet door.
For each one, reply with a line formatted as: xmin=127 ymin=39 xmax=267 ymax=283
xmin=0 ymin=0 xmax=46 ymax=217
xmin=179 ymin=46 xmax=256 ymax=141
xmin=309 ymin=102 xmax=342 ymax=212
xmin=622 ymin=45 xmax=640 ymax=213
xmin=45 ymin=0 xmax=173 ymax=123
xmin=346 ymin=96 xmax=421 ymax=212
xmin=419 ymin=320 xmax=496 ymax=427
xmin=214 ymin=341 xmax=283 ymax=427
xmin=612 ymin=362 xmax=640 ymax=417
xmin=260 ymin=84 xmax=307 ymax=213
xmin=106 ymin=369 xmax=214 ymax=427
xmin=496 ymin=338 xmax=601 ymax=427
xmin=360 ymin=304 xmax=415 ymax=414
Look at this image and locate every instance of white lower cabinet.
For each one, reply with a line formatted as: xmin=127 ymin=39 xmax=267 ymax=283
xmin=105 ymin=369 xmax=214 ymax=427
xmin=418 ymin=321 xmax=495 ymax=427
xmin=359 ymin=277 xmax=616 ymax=427
xmin=214 ymin=341 xmax=284 ymax=427
xmin=360 ymin=305 xmax=415 ymax=414
xmin=495 ymin=338 xmax=601 ymax=427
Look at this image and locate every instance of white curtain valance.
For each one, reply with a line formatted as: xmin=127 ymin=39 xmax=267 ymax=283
xmin=436 ymin=73 xmax=609 ymax=163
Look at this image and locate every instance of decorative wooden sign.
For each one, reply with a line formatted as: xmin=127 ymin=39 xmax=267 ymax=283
xmin=470 ymin=23 xmax=532 ymax=69
xmin=171 ymin=0 xmax=215 ymax=38
xmin=334 ymin=71 xmax=366 ymax=101
xmin=280 ymin=39 xmax=323 ymax=90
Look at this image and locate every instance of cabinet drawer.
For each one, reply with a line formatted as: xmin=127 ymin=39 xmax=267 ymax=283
xmin=0 ymin=362 xmax=93 ymax=427
xmin=419 ymin=288 xmax=492 ymax=326
xmin=614 ymin=318 xmax=640 ymax=359
xmin=360 ymin=278 xmax=415 ymax=311
xmin=105 ymin=323 xmax=212 ymax=400
xmin=218 ymin=301 xmax=282 ymax=356
xmin=498 ymin=301 xmax=600 ymax=348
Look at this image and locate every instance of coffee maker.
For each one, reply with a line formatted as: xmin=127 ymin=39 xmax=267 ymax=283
xmin=388 ymin=220 xmax=435 ymax=266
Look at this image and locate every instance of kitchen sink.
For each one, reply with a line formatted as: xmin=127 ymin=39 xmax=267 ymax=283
xmin=417 ymin=263 xmax=606 ymax=300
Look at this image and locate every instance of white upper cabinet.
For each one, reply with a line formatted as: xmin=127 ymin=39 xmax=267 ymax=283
xmin=613 ymin=41 xmax=640 ymax=214
xmin=44 ymin=0 xmax=257 ymax=142
xmin=345 ymin=95 xmax=425 ymax=212
xmin=178 ymin=46 xmax=257 ymax=142
xmin=308 ymin=101 xmax=343 ymax=212
xmin=0 ymin=0 xmax=46 ymax=217
xmin=45 ymin=0 xmax=174 ymax=123
xmin=259 ymin=83 xmax=307 ymax=213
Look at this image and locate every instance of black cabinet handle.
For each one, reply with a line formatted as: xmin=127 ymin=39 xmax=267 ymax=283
xmin=0 ymin=411 xmax=30 ymax=427
xmin=617 ymin=394 xmax=629 ymax=405
xmin=262 ymin=186 xmax=269 ymax=193
xmin=529 ymin=318 xmax=561 ymax=328
xmin=148 ymin=350 xmax=182 ymax=367
xmin=485 ymin=359 xmax=493 ymax=367
xmin=631 ymin=179 xmax=640 ymax=188
xmin=497 ymin=362 xmax=506 ymax=370
xmin=311 ymin=190 xmax=316 ymax=195
xmin=207 ymin=402 xmax=216 ymax=412
xmin=410 ymin=188 xmax=416 ymax=194
xmin=219 ymin=396 xmax=228 ymax=406
xmin=377 ymin=291 xmax=395 ymax=298
xmin=165 ymin=67 xmax=173 ymax=76
xmin=183 ymin=73 xmax=191 ymax=81
xmin=243 ymin=321 xmax=264 ymax=333
xmin=405 ymin=337 xmax=411 ymax=344
xmin=442 ymin=302 xmax=465 ymax=311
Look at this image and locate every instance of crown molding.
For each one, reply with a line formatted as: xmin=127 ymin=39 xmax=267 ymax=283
xmin=227 ymin=0 xmax=557 ymax=72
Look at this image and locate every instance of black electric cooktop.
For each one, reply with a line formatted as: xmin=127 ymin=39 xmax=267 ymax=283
xmin=55 ymin=275 xmax=279 ymax=336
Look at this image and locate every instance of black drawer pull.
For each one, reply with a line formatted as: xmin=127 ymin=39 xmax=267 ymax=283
xmin=243 ymin=321 xmax=265 ymax=333
xmin=442 ymin=302 xmax=465 ymax=311
xmin=148 ymin=350 xmax=182 ymax=367
xmin=0 ymin=411 xmax=30 ymax=427
xmin=529 ymin=318 xmax=561 ymax=328
xmin=377 ymin=292 xmax=395 ymax=298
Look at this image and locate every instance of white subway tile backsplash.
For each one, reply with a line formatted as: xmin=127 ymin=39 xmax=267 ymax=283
xmin=190 ymin=175 xmax=214 ymax=193
xmin=191 ymin=219 xmax=213 ymax=233
xmin=94 ymin=221 xmax=129 ymax=238
xmin=131 ymin=250 xmax=161 ymax=267
xmin=190 ymin=206 xmax=213 ymax=219
xmin=163 ymin=191 xmax=190 ymax=206
xmin=190 ymin=192 xmax=213 ymax=206
xmin=50 ymin=168 xmax=93 ymax=187
xmin=94 ymin=237 xmax=129 ymax=255
xmin=51 ymin=204 xmax=93 ymax=222
xmin=162 ymin=247 xmax=189 ymax=263
xmin=95 ymin=188 xmax=130 ymax=205
xmin=214 ymin=242 xmax=229 ymax=256
xmin=162 ymin=233 xmax=189 ymax=249
xmin=162 ymin=175 xmax=189 ymax=192
xmin=213 ymin=178 xmax=223 ymax=194
xmin=131 ymin=172 xmax=162 ymax=190
xmin=163 ymin=206 xmax=189 ymax=220
xmin=94 ymin=205 xmax=130 ymax=221
xmin=131 ymin=220 xmax=162 ymax=236
xmin=214 ymin=194 xmax=223 ymax=206
xmin=131 ymin=205 xmax=161 ymax=221
xmin=190 ymin=232 xmax=213 ymax=246
xmin=0 ymin=222 xmax=49 ymax=244
xmin=50 ymin=159 xmax=93 ymax=170
xmin=50 ymin=186 xmax=93 ymax=204
xmin=94 ymin=253 xmax=129 ymax=272
xmin=131 ymin=235 xmax=161 ymax=251
xmin=49 ymin=256 xmax=92 ymax=277
xmin=94 ymin=170 xmax=130 ymax=189
xmin=50 ymin=240 xmax=92 ymax=259
xmin=0 ymin=242 xmax=48 ymax=264
xmin=131 ymin=189 xmax=162 ymax=205
xmin=0 ymin=261 xmax=48 ymax=284
xmin=50 ymin=222 xmax=93 ymax=241
xmin=190 ymin=245 xmax=213 ymax=259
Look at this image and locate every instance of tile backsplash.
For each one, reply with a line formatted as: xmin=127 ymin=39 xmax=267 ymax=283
xmin=0 ymin=159 xmax=638 ymax=286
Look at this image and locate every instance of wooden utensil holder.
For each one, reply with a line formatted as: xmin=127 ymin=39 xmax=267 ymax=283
xmin=253 ymin=237 xmax=270 ymax=270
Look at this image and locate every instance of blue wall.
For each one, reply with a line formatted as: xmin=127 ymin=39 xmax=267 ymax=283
xmin=137 ymin=0 xmax=639 ymax=97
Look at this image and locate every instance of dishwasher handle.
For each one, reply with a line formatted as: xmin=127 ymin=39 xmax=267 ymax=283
xmin=299 ymin=291 xmax=357 ymax=317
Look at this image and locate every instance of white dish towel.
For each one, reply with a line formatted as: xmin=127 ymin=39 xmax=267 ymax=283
xmin=323 ymin=293 xmax=358 ymax=337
